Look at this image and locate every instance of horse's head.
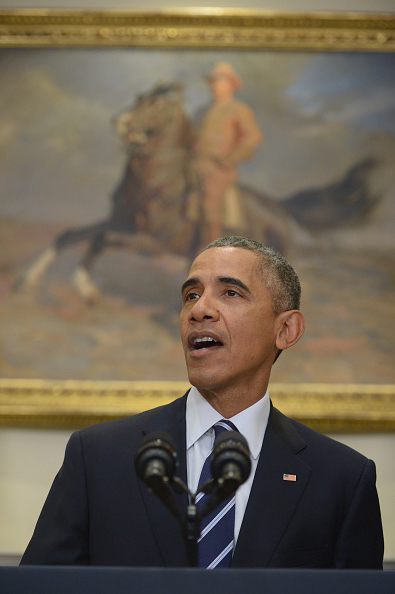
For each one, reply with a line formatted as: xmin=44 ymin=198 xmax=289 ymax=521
xmin=115 ymin=81 xmax=187 ymax=153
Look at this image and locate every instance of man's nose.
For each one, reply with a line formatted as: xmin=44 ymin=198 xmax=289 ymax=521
xmin=189 ymin=292 xmax=219 ymax=322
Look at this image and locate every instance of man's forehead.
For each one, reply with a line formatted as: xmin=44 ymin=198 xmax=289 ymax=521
xmin=184 ymin=247 xmax=263 ymax=288
xmin=188 ymin=246 xmax=259 ymax=274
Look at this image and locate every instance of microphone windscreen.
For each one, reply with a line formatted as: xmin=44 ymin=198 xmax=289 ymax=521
xmin=212 ymin=430 xmax=251 ymax=485
xmin=135 ymin=431 xmax=177 ymax=482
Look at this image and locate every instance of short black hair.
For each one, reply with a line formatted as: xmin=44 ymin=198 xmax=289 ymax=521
xmin=204 ymin=236 xmax=301 ymax=314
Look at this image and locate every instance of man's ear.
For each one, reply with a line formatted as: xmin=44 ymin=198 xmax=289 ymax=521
xmin=275 ymin=310 xmax=305 ymax=351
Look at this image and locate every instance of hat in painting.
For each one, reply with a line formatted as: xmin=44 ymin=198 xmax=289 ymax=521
xmin=207 ymin=62 xmax=242 ymax=89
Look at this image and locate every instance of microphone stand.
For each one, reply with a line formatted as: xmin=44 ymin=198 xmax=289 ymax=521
xmin=137 ymin=431 xmax=250 ymax=567
xmin=165 ymin=475 xmax=238 ymax=567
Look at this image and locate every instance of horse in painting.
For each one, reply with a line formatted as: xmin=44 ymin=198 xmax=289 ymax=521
xmin=18 ymin=81 xmax=378 ymax=303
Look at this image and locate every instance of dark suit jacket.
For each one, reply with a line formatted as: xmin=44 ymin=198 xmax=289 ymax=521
xmin=20 ymin=393 xmax=384 ymax=568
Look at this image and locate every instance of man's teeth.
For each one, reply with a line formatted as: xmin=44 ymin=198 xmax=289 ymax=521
xmin=193 ymin=336 xmax=220 ymax=349
xmin=194 ymin=337 xmax=216 ymax=343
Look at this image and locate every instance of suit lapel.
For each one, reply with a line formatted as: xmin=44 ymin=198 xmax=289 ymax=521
xmin=137 ymin=393 xmax=190 ymax=566
xmin=233 ymin=406 xmax=312 ymax=567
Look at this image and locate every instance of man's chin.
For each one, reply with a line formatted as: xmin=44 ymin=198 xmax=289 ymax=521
xmin=187 ymin=369 xmax=222 ymax=393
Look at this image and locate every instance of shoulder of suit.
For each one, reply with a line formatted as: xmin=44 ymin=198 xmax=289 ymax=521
xmin=75 ymin=392 xmax=188 ymax=441
xmin=270 ymin=405 xmax=370 ymax=465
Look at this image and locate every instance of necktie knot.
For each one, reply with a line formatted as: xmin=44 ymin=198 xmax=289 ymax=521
xmin=213 ymin=419 xmax=238 ymax=438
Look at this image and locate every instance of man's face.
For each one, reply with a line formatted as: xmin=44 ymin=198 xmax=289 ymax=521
xmin=180 ymin=247 xmax=282 ymax=398
xmin=210 ymin=76 xmax=235 ymax=100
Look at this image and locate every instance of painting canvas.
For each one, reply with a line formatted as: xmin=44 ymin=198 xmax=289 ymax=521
xmin=1 ymin=46 xmax=394 ymax=386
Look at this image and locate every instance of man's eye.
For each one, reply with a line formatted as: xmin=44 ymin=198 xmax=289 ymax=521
xmin=185 ymin=292 xmax=199 ymax=301
xmin=226 ymin=289 xmax=239 ymax=297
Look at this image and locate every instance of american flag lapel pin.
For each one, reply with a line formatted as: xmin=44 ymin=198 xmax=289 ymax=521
xmin=283 ymin=473 xmax=297 ymax=482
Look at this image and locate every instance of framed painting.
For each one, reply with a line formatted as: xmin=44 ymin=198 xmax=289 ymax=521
xmin=0 ymin=9 xmax=394 ymax=431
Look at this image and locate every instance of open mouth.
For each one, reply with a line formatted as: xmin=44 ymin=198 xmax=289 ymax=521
xmin=190 ymin=336 xmax=223 ymax=351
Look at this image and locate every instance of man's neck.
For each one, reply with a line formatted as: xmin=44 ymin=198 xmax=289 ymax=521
xmin=198 ymin=383 xmax=269 ymax=418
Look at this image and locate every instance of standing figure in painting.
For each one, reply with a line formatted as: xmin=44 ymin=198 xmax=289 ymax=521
xmin=189 ymin=62 xmax=263 ymax=243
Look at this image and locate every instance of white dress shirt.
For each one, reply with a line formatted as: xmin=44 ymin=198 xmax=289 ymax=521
xmin=186 ymin=386 xmax=270 ymax=544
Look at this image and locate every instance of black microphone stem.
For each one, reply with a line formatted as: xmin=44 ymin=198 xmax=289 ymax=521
xmin=173 ymin=477 xmax=200 ymax=567
xmin=185 ymin=500 xmax=199 ymax=567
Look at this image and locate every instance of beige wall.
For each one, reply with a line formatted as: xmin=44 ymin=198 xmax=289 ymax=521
xmin=0 ymin=0 xmax=394 ymax=11
xmin=1 ymin=426 xmax=394 ymax=560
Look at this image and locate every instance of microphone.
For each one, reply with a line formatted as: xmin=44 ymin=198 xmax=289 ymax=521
xmin=135 ymin=431 xmax=177 ymax=491
xmin=211 ymin=430 xmax=251 ymax=494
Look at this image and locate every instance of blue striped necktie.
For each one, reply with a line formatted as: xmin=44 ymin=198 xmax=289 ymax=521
xmin=196 ymin=419 xmax=238 ymax=569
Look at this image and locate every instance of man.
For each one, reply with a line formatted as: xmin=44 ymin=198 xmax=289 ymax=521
xmin=21 ymin=236 xmax=384 ymax=568
xmin=189 ymin=63 xmax=262 ymax=243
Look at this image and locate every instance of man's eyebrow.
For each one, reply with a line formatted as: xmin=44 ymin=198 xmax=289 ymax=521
xmin=181 ymin=275 xmax=251 ymax=295
xmin=181 ymin=277 xmax=199 ymax=295
xmin=218 ymin=276 xmax=251 ymax=294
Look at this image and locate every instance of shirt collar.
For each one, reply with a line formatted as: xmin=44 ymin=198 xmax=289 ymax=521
xmin=186 ymin=385 xmax=270 ymax=460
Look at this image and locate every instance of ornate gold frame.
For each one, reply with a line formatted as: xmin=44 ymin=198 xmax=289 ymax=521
xmin=0 ymin=9 xmax=394 ymax=432
xmin=0 ymin=9 xmax=394 ymax=50
xmin=1 ymin=379 xmax=394 ymax=433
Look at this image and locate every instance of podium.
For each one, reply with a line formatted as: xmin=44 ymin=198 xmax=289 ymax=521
xmin=0 ymin=567 xmax=394 ymax=594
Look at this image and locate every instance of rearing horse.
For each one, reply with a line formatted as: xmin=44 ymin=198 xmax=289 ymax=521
xmin=20 ymin=82 xmax=201 ymax=302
